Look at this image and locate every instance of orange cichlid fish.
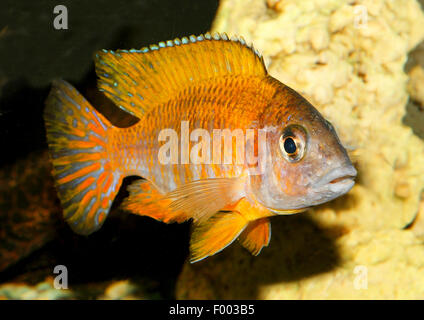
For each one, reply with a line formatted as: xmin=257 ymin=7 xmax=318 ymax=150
xmin=44 ymin=33 xmax=357 ymax=262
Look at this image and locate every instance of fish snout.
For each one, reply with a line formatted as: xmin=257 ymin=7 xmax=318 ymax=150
xmin=313 ymin=165 xmax=357 ymax=196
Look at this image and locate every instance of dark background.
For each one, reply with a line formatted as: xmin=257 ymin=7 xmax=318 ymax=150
xmin=0 ymin=0 xmax=219 ymax=299
xmin=0 ymin=0 xmax=219 ymax=165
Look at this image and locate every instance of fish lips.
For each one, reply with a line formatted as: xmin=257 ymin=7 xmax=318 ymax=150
xmin=313 ymin=165 xmax=357 ymax=197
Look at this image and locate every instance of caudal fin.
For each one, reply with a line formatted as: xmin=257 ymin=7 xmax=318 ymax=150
xmin=44 ymin=80 xmax=122 ymax=235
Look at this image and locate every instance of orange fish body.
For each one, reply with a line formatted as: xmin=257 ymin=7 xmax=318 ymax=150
xmin=44 ymin=33 xmax=356 ymax=262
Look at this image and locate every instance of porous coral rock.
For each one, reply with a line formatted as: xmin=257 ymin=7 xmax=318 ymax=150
xmin=176 ymin=0 xmax=424 ymax=299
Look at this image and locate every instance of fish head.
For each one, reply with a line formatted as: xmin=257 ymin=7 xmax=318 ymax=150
xmin=248 ymin=87 xmax=357 ymax=212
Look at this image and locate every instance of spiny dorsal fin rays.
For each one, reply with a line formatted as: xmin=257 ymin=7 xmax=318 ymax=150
xmin=94 ymin=32 xmax=267 ymax=119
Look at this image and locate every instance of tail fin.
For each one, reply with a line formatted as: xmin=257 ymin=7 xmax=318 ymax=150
xmin=44 ymin=80 xmax=122 ymax=235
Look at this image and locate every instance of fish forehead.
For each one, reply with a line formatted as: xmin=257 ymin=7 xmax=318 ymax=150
xmin=264 ymin=92 xmax=344 ymax=158
xmin=261 ymin=83 xmax=325 ymax=126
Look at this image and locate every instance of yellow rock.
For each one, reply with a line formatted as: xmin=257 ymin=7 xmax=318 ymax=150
xmin=177 ymin=217 xmax=424 ymax=299
xmin=408 ymin=65 xmax=424 ymax=107
xmin=101 ymin=280 xmax=137 ymax=300
xmin=176 ymin=0 xmax=424 ymax=299
xmin=410 ymin=193 xmax=424 ymax=239
xmin=0 ymin=277 xmax=74 ymax=300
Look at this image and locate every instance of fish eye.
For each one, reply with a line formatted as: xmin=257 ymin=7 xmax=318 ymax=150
xmin=279 ymin=125 xmax=307 ymax=163
xmin=284 ymin=137 xmax=297 ymax=154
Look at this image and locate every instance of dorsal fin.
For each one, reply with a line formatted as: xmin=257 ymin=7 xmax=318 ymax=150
xmin=94 ymin=32 xmax=267 ymax=118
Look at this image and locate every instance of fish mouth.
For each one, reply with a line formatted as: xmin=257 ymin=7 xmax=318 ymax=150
xmin=314 ymin=166 xmax=357 ymax=194
xmin=268 ymin=207 xmax=307 ymax=215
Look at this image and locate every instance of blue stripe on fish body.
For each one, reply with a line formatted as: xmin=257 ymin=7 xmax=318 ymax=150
xmin=55 ymin=160 xmax=95 ymax=180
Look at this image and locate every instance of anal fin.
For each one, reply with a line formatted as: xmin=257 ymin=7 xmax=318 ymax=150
xmin=238 ymin=218 xmax=271 ymax=256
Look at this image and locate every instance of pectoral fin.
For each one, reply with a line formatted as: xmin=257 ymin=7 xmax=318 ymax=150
xmin=190 ymin=211 xmax=248 ymax=263
xmin=165 ymin=177 xmax=246 ymax=224
xmin=238 ymin=218 xmax=271 ymax=256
